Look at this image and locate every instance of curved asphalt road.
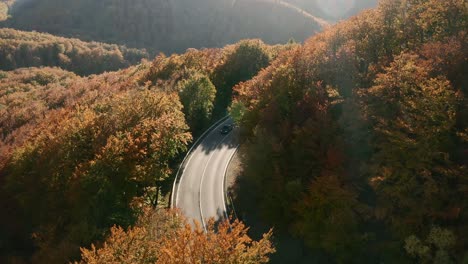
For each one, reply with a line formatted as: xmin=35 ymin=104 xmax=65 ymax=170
xmin=173 ymin=118 xmax=238 ymax=229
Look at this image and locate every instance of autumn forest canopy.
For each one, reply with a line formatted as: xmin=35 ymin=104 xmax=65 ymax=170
xmin=0 ymin=0 xmax=467 ymax=263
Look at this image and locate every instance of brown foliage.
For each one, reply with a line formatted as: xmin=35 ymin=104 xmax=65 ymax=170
xmin=232 ymin=0 xmax=468 ymax=262
xmin=0 ymin=28 xmax=149 ymax=75
xmin=79 ymin=209 xmax=275 ymax=264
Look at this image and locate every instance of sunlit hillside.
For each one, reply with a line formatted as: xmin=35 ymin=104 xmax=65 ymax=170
xmin=285 ymin=0 xmax=378 ymax=20
xmin=2 ymin=0 xmax=322 ymax=54
xmin=0 ymin=28 xmax=149 ymax=75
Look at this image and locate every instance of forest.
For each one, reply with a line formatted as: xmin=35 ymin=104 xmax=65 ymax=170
xmin=232 ymin=0 xmax=467 ymax=262
xmin=0 ymin=28 xmax=149 ymax=75
xmin=0 ymin=40 xmax=284 ymax=263
xmin=1 ymin=0 xmax=322 ymax=54
xmin=0 ymin=0 xmax=466 ymax=263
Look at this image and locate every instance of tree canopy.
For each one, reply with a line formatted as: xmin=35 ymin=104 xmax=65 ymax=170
xmin=78 ymin=209 xmax=275 ymax=264
xmin=232 ymin=0 xmax=468 ymax=262
xmin=0 ymin=28 xmax=149 ymax=75
xmin=0 ymin=39 xmax=282 ymax=263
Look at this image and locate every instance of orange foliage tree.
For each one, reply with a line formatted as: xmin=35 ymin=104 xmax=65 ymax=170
xmin=79 ymin=209 xmax=275 ymax=264
xmin=231 ymin=0 xmax=468 ymax=262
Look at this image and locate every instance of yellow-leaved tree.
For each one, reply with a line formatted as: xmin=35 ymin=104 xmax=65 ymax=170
xmin=78 ymin=209 xmax=275 ymax=264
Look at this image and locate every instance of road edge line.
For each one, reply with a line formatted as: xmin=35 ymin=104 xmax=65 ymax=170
xmin=199 ymin=132 xmax=232 ymax=231
xmin=171 ymin=115 xmax=229 ymax=208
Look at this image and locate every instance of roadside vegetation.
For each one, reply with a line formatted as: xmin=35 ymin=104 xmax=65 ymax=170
xmin=232 ymin=0 xmax=467 ymax=262
xmin=0 ymin=39 xmax=282 ymax=263
xmin=78 ymin=209 xmax=274 ymax=264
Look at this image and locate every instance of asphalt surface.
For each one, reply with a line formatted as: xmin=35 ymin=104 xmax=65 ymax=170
xmin=174 ymin=118 xmax=238 ymax=229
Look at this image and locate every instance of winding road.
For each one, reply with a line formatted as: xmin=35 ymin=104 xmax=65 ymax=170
xmin=172 ymin=118 xmax=238 ymax=229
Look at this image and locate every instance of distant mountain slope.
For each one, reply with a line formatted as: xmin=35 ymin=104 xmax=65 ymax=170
xmin=1 ymin=0 xmax=323 ymax=54
xmin=242 ymin=0 xmax=330 ymax=27
xmin=0 ymin=28 xmax=149 ymax=75
xmin=285 ymin=0 xmax=379 ymax=21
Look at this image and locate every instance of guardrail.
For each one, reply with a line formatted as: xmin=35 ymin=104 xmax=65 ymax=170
xmin=170 ymin=115 xmax=230 ymax=208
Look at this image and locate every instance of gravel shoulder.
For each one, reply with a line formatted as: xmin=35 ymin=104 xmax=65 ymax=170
xmin=225 ymin=150 xmax=242 ymax=193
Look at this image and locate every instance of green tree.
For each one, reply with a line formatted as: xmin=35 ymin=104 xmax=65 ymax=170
xmin=405 ymin=226 xmax=457 ymax=264
xmin=212 ymin=40 xmax=271 ymax=117
xmin=178 ymin=72 xmax=216 ymax=135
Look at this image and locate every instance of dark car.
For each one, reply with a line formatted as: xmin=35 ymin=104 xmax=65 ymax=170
xmin=220 ymin=124 xmax=233 ymax=134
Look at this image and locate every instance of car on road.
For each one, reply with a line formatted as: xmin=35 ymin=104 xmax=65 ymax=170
xmin=220 ymin=124 xmax=233 ymax=134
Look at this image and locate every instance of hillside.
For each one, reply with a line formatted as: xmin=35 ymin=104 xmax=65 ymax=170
xmin=232 ymin=0 xmax=467 ymax=262
xmin=285 ymin=0 xmax=378 ymax=21
xmin=1 ymin=0 xmax=322 ymax=54
xmin=0 ymin=28 xmax=149 ymax=75
xmin=0 ymin=39 xmax=289 ymax=263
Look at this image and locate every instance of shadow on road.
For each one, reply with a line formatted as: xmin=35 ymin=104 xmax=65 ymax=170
xmin=170 ymin=118 xmax=238 ymax=207
xmin=197 ymin=123 xmax=239 ymax=155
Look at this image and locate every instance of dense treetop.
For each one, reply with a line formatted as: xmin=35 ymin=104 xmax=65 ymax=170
xmin=0 ymin=39 xmax=279 ymax=263
xmin=232 ymin=0 xmax=467 ymax=262
xmin=0 ymin=28 xmax=149 ymax=75
xmin=0 ymin=67 xmax=78 ymax=147
xmin=78 ymin=209 xmax=274 ymax=264
xmin=0 ymin=0 xmax=466 ymax=263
